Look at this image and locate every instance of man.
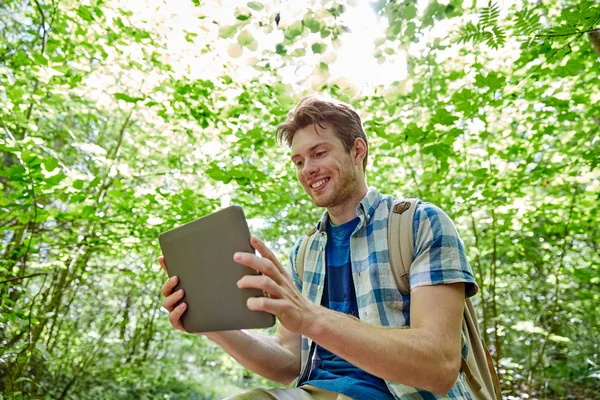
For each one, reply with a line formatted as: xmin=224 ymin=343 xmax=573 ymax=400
xmin=160 ymin=95 xmax=478 ymax=399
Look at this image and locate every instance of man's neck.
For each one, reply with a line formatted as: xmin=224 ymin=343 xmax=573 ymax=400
xmin=327 ymin=187 xmax=369 ymax=226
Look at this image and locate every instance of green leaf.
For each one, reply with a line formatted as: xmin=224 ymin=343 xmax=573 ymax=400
xmin=114 ymin=93 xmax=144 ymax=103
xmin=291 ymin=48 xmax=306 ymax=57
xmin=404 ymin=5 xmax=417 ymax=19
xmin=235 ymin=8 xmax=251 ymax=21
xmin=89 ymin=177 xmax=101 ymax=187
xmin=237 ymin=30 xmax=254 ymax=47
xmin=247 ymin=1 xmax=263 ymax=11
xmin=275 ymin=43 xmax=286 ymax=55
xmin=514 ymin=8 xmax=542 ymax=36
xmin=284 ymin=20 xmax=304 ymax=40
xmin=432 ymin=109 xmax=458 ymax=126
xmin=405 ymin=22 xmax=416 ymax=39
xmin=474 ymin=72 xmax=504 ymax=91
xmin=45 ymin=173 xmax=65 ymax=186
xmin=455 ymin=22 xmax=484 ymax=45
xmin=81 ymin=205 xmax=95 ymax=218
xmin=206 ymin=165 xmax=232 ymax=183
xmin=43 ymin=157 xmax=59 ymax=172
xmin=311 ymin=42 xmax=327 ymax=54
xmin=422 ymin=143 xmax=452 ymax=159
xmin=387 ymin=21 xmax=403 ymax=39
xmin=451 ymin=89 xmax=476 ymax=113
xmin=33 ymin=53 xmax=49 ymax=66
xmin=109 ymin=189 xmax=123 ymax=198
xmin=480 ymin=1 xmax=500 ymax=27
xmin=218 ymin=25 xmax=237 ymax=39
xmin=73 ymin=180 xmax=85 ymax=190
xmin=247 ymin=39 xmax=258 ymax=52
xmin=303 ymin=15 xmax=321 ymax=33
xmin=36 ymin=342 xmax=52 ymax=360
xmin=77 ymin=6 xmax=94 ymax=21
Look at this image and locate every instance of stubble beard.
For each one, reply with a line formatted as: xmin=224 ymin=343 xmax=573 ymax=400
xmin=310 ymin=161 xmax=360 ymax=211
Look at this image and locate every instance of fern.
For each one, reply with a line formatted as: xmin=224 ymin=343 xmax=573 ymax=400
xmin=514 ymin=8 xmax=542 ymax=36
xmin=541 ymin=24 xmax=579 ymax=38
xmin=454 ymin=2 xmax=506 ymax=49
xmin=488 ymin=26 xmax=506 ymax=49
xmin=579 ymin=4 xmax=600 ymax=30
xmin=456 ymin=22 xmax=485 ymax=45
xmin=480 ymin=1 xmax=500 ymax=28
xmin=542 ymin=2 xmax=600 ymax=36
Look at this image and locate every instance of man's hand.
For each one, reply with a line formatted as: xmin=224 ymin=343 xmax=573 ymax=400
xmin=158 ymin=256 xmax=188 ymax=332
xmin=235 ymin=236 xmax=318 ymax=335
xmin=158 ymin=249 xmax=302 ymax=384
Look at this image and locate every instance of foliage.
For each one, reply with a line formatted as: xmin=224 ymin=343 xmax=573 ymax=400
xmin=1 ymin=0 xmax=599 ymax=399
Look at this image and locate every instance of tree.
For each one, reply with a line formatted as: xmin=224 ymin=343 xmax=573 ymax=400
xmin=1 ymin=0 xmax=599 ymax=398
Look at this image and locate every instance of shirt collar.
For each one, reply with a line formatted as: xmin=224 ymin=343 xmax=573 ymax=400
xmin=314 ymin=187 xmax=382 ymax=233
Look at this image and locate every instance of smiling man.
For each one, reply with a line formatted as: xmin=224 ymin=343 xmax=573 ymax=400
xmin=160 ymin=95 xmax=478 ymax=399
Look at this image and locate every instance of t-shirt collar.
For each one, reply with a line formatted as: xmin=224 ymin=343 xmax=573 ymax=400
xmin=315 ymin=187 xmax=382 ymax=233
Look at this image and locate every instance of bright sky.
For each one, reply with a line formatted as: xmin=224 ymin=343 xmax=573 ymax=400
xmin=122 ymin=0 xmax=409 ymax=95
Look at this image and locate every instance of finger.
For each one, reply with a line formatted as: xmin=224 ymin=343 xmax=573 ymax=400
xmin=237 ymin=275 xmax=282 ymax=298
xmin=163 ymin=289 xmax=184 ymax=312
xmin=234 ymin=252 xmax=284 ymax=284
xmin=169 ymin=302 xmax=187 ymax=331
xmin=161 ymin=276 xmax=179 ymax=297
xmin=247 ymin=296 xmax=282 ymax=315
xmin=250 ymin=237 xmax=285 ymax=273
xmin=158 ymin=256 xmax=167 ymax=274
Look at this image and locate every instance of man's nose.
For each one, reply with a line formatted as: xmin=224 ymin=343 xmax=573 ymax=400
xmin=302 ymin=159 xmax=318 ymax=177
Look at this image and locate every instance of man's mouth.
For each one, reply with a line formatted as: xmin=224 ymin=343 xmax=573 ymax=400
xmin=310 ymin=178 xmax=330 ymax=189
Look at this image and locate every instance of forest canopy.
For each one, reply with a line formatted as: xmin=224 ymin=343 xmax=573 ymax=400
xmin=1 ymin=0 xmax=599 ymax=399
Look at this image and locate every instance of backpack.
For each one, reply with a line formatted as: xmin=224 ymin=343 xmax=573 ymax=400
xmin=295 ymin=199 xmax=502 ymax=400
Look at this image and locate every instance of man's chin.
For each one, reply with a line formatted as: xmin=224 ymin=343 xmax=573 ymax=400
xmin=307 ymin=192 xmax=328 ymax=208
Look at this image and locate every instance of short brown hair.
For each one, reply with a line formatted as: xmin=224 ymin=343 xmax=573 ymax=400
xmin=276 ymin=95 xmax=368 ymax=170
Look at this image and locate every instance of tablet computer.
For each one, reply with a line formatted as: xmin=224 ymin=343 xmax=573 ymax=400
xmin=158 ymin=205 xmax=275 ymax=333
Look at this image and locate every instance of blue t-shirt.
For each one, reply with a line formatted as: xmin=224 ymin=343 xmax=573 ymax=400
xmin=302 ymin=217 xmax=393 ymax=400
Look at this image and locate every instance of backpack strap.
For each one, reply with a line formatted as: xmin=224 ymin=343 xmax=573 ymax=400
xmin=388 ymin=199 xmax=420 ymax=296
xmin=462 ymin=298 xmax=503 ymax=399
xmin=295 ymin=226 xmax=317 ymax=283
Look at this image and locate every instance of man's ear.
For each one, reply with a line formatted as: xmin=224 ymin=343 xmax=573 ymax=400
xmin=353 ymin=138 xmax=367 ymax=167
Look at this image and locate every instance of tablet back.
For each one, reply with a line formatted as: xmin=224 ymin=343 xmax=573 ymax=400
xmin=158 ymin=205 xmax=275 ymax=332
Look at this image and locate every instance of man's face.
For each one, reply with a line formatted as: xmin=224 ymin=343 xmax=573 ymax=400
xmin=290 ymin=122 xmax=360 ymax=209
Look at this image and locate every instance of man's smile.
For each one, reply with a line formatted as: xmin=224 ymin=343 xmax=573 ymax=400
xmin=310 ymin=177 xmax=330 ymax=190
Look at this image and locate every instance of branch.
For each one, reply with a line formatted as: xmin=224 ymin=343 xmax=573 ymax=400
xmin=0 ymin=272 xmax=48 ymax=285
xmin=527 ymin=184 xmax=579 ymax=384
xmin=536 ymin=28 xmax=599 ymax=39
xmin=20 ymin=153 xmax=40 ymax=274
xmin=32 ymin=0 xmax=48 ymax=54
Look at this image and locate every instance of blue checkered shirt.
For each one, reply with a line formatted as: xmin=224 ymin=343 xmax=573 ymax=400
xmin=286 ymin=188 xmax=478 ymax=399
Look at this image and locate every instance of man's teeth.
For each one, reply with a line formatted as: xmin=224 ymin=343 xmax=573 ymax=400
xmin=312 ymin=178 xmax=328 ymax=189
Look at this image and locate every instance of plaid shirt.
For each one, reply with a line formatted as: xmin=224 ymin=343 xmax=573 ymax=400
xmin=286 ymin=188 xmax=478 ymax=400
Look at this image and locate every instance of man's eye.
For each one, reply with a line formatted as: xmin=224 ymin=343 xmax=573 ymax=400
xmin=295 ymin=160 xmax=304 ymax=167
xmin=316 ymin=151 xmax=326 ymax=157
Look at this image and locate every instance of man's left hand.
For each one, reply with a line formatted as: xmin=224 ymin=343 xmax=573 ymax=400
xmin=235 ymin=236 xmax=318 ymax=335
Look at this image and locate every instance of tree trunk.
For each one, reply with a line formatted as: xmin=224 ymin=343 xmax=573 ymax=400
xmin=469 ymin=210 xmax=489 ymax=343
xmin=490 ymin=210 xmax=501 ymax=365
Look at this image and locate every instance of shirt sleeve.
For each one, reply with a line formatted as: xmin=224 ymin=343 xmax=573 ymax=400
xmin=285 ymin=236 xmax=304 ymax=292
xmin=409 ymin=202 xmax=479 ymax=298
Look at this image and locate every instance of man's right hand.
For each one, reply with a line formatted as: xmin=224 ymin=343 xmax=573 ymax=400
xmin=159 ymin=256 xmax=188 ymax=332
